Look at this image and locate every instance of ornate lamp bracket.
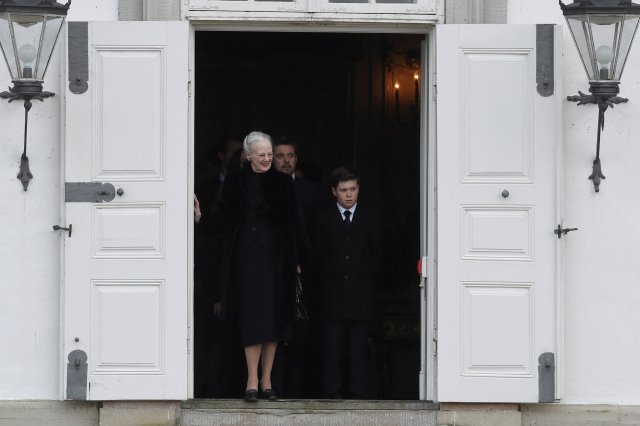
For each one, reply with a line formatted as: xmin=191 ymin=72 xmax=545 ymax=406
xmin=567 ymin=82 xmax=628 ymax=192
xmin=0 ymin=81 xmax=56 ymax=191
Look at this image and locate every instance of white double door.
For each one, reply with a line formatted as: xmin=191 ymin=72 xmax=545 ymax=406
xmin=60 ymin=22 xmax=559 ymax=402
xmin=61 ymin=22 xmax=189 ymax=400
xmin=435 ymin=25 xmax=561 ymax=402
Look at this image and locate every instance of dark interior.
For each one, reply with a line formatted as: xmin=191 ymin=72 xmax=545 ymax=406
xmin=194 ymin=31 xmax=423 ymax=400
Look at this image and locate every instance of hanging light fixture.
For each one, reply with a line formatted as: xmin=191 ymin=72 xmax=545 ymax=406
xmin=560 ymin=0 xmax=640 ymax=192
xmin=0 ymin=0 xmax=71 ymax=191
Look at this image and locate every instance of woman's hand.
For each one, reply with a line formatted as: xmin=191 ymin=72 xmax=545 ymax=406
xmin=194 ymin=194 xmax=202 ymax=224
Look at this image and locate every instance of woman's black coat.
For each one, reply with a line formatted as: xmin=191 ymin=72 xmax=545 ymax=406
xmin=215 ymin=164 xmax=307 ymax=323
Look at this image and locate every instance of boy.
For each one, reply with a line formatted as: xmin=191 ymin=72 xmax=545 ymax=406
xmin=314 ymin=167 xmax=382 ymax=399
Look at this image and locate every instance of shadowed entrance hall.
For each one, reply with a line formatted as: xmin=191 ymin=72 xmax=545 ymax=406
xmin=194 ymin=31 xmax=423 ymax=400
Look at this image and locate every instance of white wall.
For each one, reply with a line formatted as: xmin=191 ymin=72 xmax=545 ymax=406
xmin=509 ymin=0 xmax=640 ymax=404
xmin=66 ymin=2 xmax=119 ymax=22
xmin=2 ymin=0 xmax=640 ymax=404
xmin=0 ymin=1 xmax=117 ymax=400
xmin=0 ymin=33 xmax=62 ymax=402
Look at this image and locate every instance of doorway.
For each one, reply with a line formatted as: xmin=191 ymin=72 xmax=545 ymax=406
xmin=193 ymin=31 xmax=424 ymax=400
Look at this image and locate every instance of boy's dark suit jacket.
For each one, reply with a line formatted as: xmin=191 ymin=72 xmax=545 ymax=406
xmin=313 ymin=204 xmax=383 ymax=321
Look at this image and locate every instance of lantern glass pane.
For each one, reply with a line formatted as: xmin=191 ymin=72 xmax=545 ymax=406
xmin=612 ymin=15 xmax=640 ymax=80
xmin=36 ymin=14 xmax=65 ymax=80
xmin=9 ymin=12 xmax=45 ymax=80
xmin=565 ymin=13 xmax=639 ymax=82
xmin=567 ymin=15 xmax=598 ymax=80
xmin=587 ymin=14 xmax=625 ymax=81
xmin=0 ymin=12 xmax=19 ymax=79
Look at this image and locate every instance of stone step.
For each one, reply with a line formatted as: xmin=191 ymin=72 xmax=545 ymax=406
xmin=181 ymin=399 xmax=439 ymax=426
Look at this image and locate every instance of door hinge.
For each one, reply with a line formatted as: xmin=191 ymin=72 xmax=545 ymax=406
xmin=68 ymin=22 xmax=89 ymax=95
xmin=417 ymin=256 xmax=428 ymax=291
xmin=433 ymin=328 xmax=438 ymax=357
xmin=66 ymin=350 xmax=88 ymax=400
xmin=536 ymin=24 xmax=555 ymax=97
xmin=432 ymin=72 xmax=437 ymax=101
xmin=538 ymin=352 xmax=555 ymax=402
xmin=65 ymin=182 xmax=123 ymax=203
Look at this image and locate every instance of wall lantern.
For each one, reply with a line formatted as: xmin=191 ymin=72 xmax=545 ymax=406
xmin=0 ymin=0 xmax=70 ymax=191
xmin=560 ymin=0 xmax=640 ymax=192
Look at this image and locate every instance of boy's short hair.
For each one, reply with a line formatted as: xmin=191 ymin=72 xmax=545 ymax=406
xmin=331 ymin=166 xmax=359 ymax=188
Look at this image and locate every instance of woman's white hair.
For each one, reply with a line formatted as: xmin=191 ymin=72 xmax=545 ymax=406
xmin=243 ymin=131 xmax=272 ymax=153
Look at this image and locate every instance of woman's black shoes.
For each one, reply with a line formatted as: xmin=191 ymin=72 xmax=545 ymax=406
xmin=260 ymin=388 xmax=278 ymax=401
xmin=244 ymin=389 xmax=258 ymax=402
xmin=244 ymin=387 xmax=278 ymax=401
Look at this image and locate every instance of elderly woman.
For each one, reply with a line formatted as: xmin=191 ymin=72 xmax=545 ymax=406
xmin=217 ymin=131 xmax=303 ymax=402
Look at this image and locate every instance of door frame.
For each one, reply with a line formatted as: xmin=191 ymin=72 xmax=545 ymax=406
xmin=422 ymin=26 xmax=437 ymax=402
xmin=186 ymin=21 xmax=437 ymax=401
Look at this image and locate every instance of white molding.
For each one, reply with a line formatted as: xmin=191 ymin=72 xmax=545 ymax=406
xmin=187 ymin=0 xmax=437 ymax=15
xmin=483 ymin=0 xmax=506 ymax=24
xmin=187 ymin=14 xmax=439 ymax=27
xmin=553 ymin=23 xmax=565 ymax=402
xmin=424 ymin=27 xmax=438 ymax=402
xmin=144 ymin=0 xmax=181 ymax=20
xmin=445 ymin=0 xmax=506 ymax=24
xmin=118 ymin=0 xmax=143 ymax=21
xmin=187 ymin=22 xmax=196 ymax=401
xmin=119 ymin=0 xmax=185 ymax=21
xmin=445 ymin=0 xmax=481 ymax=24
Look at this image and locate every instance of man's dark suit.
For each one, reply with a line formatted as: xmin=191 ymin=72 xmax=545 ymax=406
xmin=293 ymin=177 xmax=327 ymax=238
xmin=314 ymin=203 xmax=383 ymax=398
xmin=271 ymin=176 xmax=327 ymax=398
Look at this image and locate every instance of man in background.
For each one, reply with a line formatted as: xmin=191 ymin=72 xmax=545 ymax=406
xmin=272 ymin=136 xmax=327 ymax=397
xmin=273 ymin=137 xmax=326 ymax=235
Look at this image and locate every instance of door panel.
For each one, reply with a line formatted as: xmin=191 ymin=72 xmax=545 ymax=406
xmin=462 ymin=205 xmax=533 ymax=261
xmin=461 ymin=50 xmax=533 ymax=182
xmin=95 ymin=49 xmax=164 ymax=179
xmin=62 ymin=21 xmax=189 ymax=400
xmin=93 ymin=204 xmax=164 ymax=258
xmin=436 ymin=25 xmax=560 ymax=402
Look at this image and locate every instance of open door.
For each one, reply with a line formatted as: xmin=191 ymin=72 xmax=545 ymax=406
xmin=61 ymin=21 xmax=189 ymax=400
xmin=436 ymin=24 xmax=560 ymax=402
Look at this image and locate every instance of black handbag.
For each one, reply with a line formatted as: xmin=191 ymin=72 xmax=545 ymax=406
xmin=294 ymin=272 xmax=309 ymax=321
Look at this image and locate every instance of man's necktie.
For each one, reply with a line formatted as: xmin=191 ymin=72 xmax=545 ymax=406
xmin=343 ymin=210 xmax=351 ymax=229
